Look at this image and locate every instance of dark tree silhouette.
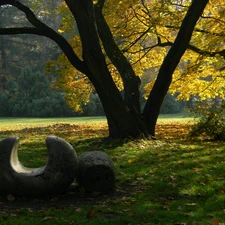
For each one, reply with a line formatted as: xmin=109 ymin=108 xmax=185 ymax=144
xmin=0 ymin=0 xmax=209 ymax=139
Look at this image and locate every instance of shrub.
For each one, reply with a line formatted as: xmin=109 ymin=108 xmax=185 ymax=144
xmin=189 ymin=100 xmax=225 ymax=141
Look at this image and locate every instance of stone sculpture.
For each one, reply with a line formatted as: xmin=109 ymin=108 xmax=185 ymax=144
xmin=0 ymin=136 xmax=77 ymax=197
xmin=77 ymin=151 xmax=115 ymax=192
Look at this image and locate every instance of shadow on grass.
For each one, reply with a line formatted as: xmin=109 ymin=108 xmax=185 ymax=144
xmin=0 ymin=122 xmax=225 ymax=224
xmin=112 ymin=139 xmax=225 ymax=224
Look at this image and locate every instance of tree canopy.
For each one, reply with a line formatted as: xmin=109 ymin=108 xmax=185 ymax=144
xmin=1 ymin=0 xmax=219 ymax=139
xmin=50 ymin=0 xmax=225 ymax=104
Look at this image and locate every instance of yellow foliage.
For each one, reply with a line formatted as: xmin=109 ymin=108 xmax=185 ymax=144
xmin=50 ymin=0 xmax=225 ymax=109
xmin=57 ymin=2 xmax=75 ymax=34
xmin=167 ymin=0 xmax=225 ymax=101
xmin=143 ymin=0 xmax=225 ymax=101
xmin=52 ymin=54 xmax=93 ymax=112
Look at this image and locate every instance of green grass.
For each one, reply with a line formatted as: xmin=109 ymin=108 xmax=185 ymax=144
xmin=0 ymin=117 xmax=106 ymax=128
xmin=0 ymin=113 xmax=192 ymax=131
xmin=0 ymin=116 xmax=225 ymax=225
xmin=158 ymin=113 xmax=193 ymax=122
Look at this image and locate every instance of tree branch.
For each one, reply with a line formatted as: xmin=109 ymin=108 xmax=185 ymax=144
xmin=94 ymin=2 xmax=141 ymax=113
xmin=96 ymin=0 xmax=105 ymax=10
xmin=134 ymin=39 xmax=225 ymax=60
xmin=165 ymin=25 xmax=225 ymax=38
xmin=0 ymin=0 xmax=88 ymax=74
xmin=157 ymin=41 xmax=225 ymax=59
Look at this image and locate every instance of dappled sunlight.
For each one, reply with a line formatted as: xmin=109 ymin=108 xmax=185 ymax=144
xmin=155 ymin=121 xmax=194 ymax=141
xmin=0 ymin=120 xmax=225 ymax=224
xmin=111 ymin=136 xmax=225 ymax=223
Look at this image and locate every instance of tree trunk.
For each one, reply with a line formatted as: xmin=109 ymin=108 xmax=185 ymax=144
xmin=94 ymin=3 xmax=141 ymax=114
xmin=65 ymin=0 xmax=148 ymax=138
xmin=143 ymin=0 xmax=209 ymax=136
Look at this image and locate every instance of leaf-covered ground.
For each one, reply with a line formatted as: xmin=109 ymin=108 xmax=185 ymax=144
xmin=0 ymin=119 xmax=225 ymax=225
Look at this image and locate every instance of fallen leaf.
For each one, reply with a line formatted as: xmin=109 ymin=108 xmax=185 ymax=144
xmin=86 ymin=209 xmax=96 ymax=218
xmin=76 ymin=208 xmax=82 ymax=212
xmin=40 ymin=216 xmax=54 ymax=222
xmin=129 ymin=212 xmax=134 ymax=216
xmin=169 ymin=175 xmax=176 ymax=181
xmin=128 ymin=159 xmax=135 ymax=163
xmin=182 ymin=212 xmax=195 ymax=217
xmin=123 ymin=209 xmax=131 ymax=212
xmin=7 ymin=194 xmax=15 ymax=201
xmin=185 ymin=203 xmax=197 ymax=206
xmin=194 ymin=168 xmax=203 ymax=172
xmin=123 ymin=201 xmax=132 ymax=206
xmin=210 ymin=218 xmax=221 ymax=225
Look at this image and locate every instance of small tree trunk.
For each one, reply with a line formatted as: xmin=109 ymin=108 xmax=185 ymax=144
xmin=143 ymin=0 xmax=209 ymax=136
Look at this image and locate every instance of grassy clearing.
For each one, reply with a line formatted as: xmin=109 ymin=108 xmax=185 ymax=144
xmin=0 ymin=113 xmax=192 ymax=128
xmin=0 ymin=117 xmax=106 ymax=130
xmin=158 ymin=113 xmax=193 ymax=122
xmin=0 ymin=117 xmax=225 ymax=225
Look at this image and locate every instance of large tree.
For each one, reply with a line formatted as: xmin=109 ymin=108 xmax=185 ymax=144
xmin=0 ymin=0 xmax=209 ymax=139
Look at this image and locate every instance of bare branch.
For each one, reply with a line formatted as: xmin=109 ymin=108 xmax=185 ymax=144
xmin=122 ymin=28 xmax=150 ymax=53
xmin=96 ymin=0 xmax=105 ymax=10
xmin=201 ymin=15 xmax=225 ymax=25
xmin=166 ymin=25 xmax=225 ymax=37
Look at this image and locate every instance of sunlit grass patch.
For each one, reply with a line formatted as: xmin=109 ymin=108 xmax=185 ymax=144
xmin=0 ymin=117 xmax=225 ymax=224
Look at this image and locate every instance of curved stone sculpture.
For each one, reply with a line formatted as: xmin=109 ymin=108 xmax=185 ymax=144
xmin=77 ymin=151 xmax=115 ymax=192
xmin=0 ymin=136 xmax=77 ymax=197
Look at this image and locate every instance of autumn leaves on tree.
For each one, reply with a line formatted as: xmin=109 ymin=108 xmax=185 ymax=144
xmin=1 ymin=0 xmax=224 ymax=139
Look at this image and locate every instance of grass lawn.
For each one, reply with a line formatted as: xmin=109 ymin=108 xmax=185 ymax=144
xmin=0 ymin=116 xmax=225 ymax=225
xmin=0 ymin=117 xmax=106 ymax=130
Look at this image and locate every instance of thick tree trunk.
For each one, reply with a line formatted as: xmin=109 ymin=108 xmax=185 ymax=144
xmin=143 ymin=0 xmax=209 ymax=136
xmin=88 ymin=73 xmax=147 ymax=138
xmin=65 ymin=0 xmax=148 ymax=138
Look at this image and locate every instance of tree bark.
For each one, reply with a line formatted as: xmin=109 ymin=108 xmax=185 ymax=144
xmin=65 ymin=0 xmax=148 ymax=138
xmin=143 ymin=0 xmax=209 ymax=136
xmin=94 ymin=2 xmax=141 ymax=114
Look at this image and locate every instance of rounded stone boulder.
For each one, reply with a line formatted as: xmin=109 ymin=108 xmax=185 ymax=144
xmin=77 ymin=151 xmax=115 ymax=192
xmin=0 ymin=136 xmax=78 ymax=197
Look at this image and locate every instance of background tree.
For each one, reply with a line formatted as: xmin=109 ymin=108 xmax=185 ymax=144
xmin=0 ymin=0 xmax=75 ymax=117
xmin=0 ymin=0 xmax=209 ymax=139
xmin=0 ymin=66 xmax=75 ymax=117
